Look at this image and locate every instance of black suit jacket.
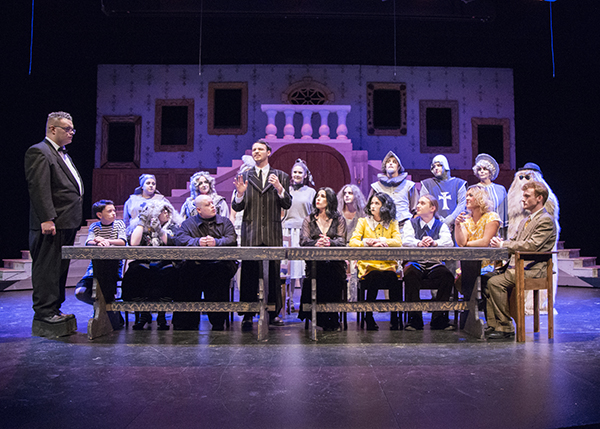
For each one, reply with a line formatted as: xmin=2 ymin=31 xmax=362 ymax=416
xmin=231 ymin=167 xmax=292 ymax=247
xmin=24 ymin=139 xmax=83 ymax=230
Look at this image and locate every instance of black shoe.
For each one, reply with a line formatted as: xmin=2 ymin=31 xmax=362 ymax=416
xmin=269 ymin=316 xmax=285 ymax=326
xmin=58 ymin=312 xmax=75 ymax=320
xmin=157 ymin=312 xmax=169 ymax=330
xmin=365 ymin=318 xmax=379 ymax=331
xmin=132 ymin=312 xmax=152 ymax=330
xmin=241 ymin=315 xmax=253 ymax=331
xmin=487 ymin=331 xmax=515 ymax=340
xmin=431 ymin=321 xmax=455 ymax=331
xmin=34 ymin=314 xmax=69 ymax=324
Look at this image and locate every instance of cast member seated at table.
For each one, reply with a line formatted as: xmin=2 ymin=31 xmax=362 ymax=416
xmin=402 ymin=195 xmax=455 ymax=331
xmin=75 ymin=199 xmax=126 ymax=329
xmin=349 ymin=192 xmax=403 ymax=331
xmin=337 ymin=184 xmax=367 ymax=303
xmin=484 ymin=181 xmax=557 ymax=339
xmin=180 ymin=171 xmax=229 ymax=220
xmin=455 ymin=185 xmax=501 ymax=328
xmin=122 ymin=200 xmax=182 ymax=330
xmin=173 ymin=195 xmax=238 ymax=331
xmin=297 ymin=187 xmax=347 ymax=331
xmin=122 ymin=174 xmax=168 ymax=230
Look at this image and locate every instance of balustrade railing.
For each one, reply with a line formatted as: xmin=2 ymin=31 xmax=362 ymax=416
xmin=261 ymin=104 xmax=351 ymax=141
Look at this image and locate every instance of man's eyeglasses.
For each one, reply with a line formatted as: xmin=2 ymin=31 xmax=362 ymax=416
xmin=53 ymin=126 xmax=76 ymax=135
xmin=519 ymin=174 xmax=531 ymax=181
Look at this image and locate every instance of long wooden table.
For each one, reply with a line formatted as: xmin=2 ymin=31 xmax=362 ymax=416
xmin=62 ymin=246 xmax=508 ymax=341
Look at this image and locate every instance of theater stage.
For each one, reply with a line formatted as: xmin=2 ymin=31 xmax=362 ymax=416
xmin=1 ymin=286 xmax=599 ymax=429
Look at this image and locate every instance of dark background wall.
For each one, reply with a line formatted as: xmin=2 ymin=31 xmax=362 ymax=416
xmin=3 ymin=0 xmax=599 ymax=260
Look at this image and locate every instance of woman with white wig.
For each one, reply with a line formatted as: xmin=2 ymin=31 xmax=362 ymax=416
xmin=180 ymin=171 xmax=229 ymax=220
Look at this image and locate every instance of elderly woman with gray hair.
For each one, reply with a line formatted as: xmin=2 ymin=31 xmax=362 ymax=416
xmin=180 ymin=171 xmax=229 ymax=220
xmin=472 ymin=153 xmax=507 ymax=239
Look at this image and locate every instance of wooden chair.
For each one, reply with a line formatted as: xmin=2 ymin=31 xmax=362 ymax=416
xmin=510 ymin=251 xmax=555 ymax=342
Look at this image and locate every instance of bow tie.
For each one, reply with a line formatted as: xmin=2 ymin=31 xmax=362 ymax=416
xmin=58 ymin=146 xmax=68 ymax=154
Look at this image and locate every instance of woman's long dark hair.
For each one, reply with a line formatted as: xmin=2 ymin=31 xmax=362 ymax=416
xmin=310 ymin=187 xmax=340 ymax=220
xmin=365 ymin=192 xmax=396 ymax=223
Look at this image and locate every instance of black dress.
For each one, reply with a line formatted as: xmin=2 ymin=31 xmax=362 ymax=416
xmin=297 ymin=214 xmax=347 ymax=330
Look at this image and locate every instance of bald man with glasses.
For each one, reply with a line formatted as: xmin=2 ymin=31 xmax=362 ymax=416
xmin=25 ymin=111 xmax=84 ymax=335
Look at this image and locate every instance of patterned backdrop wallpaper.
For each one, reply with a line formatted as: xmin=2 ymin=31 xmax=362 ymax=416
xmin=96 ymin=64 xmax=515 ymax=170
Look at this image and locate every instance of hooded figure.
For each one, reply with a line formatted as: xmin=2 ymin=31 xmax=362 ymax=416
xmin=369 ymin=151 xmax=417 ymax=223
xmin=507 ymin=162 xmax=560 ymax=314
xmin=419 ymin=155 xmax=467 ymax=231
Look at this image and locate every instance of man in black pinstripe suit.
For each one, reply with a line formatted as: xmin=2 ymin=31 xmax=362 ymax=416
xmin=232 ymin=140 xmax=292 ymax=330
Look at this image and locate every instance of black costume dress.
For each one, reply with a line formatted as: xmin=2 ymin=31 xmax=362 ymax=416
xmin=297 ymin=214 xmax=347 ymax=330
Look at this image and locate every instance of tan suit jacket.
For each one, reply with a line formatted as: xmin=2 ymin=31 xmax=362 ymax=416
xmin=504 ymin=208 xmax=557 ymax=278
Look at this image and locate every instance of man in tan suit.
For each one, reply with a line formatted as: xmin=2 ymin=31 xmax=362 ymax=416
xmin=484 ymin=181 xmax=557 ymax=339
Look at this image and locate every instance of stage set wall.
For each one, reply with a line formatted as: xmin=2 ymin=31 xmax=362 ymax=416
xmin=94 ymin=64 xmax=515 ymax=205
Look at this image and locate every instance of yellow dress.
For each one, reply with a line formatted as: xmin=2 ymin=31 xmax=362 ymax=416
xmin=349 ymin=217 xmax=402 ymax=279
xmin=463 ymin=211 xmax=501 ymax=270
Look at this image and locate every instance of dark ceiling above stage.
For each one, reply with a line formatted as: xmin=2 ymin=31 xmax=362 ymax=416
xmin=99 ymin=0 xmax=498 ymax=22
xmin=27 ymin=0 xmax=554 ymax=68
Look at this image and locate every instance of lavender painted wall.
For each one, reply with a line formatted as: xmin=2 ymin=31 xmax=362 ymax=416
xmin=96 ymin=64 xmax=515 ymax=170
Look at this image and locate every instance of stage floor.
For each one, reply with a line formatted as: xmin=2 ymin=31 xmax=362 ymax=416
xmin=1 ymin=286 xmax=600 ymax=428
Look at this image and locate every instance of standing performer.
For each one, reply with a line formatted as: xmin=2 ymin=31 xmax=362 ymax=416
xmin=25 ymin=111 xmax=83 ymax=335
xmin=369 ymin=151 xmax=417 ymax=227
xmin=472 ymin=154 xmax=508 ymax=239
xmin=282 ymin=159 xmax=316 ymax=313
xmin=232 ymin=139 xmax=292 ymax=330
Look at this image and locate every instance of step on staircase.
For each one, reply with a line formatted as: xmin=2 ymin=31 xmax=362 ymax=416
xmin=1 ymin=221 xmax=94 ymax=292
xmin=557 ymin=241 xmax=600 ymax=288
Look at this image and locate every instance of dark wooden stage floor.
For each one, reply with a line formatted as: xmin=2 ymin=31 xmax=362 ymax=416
xmin=1 ymin=286 xmax=600 ymax=429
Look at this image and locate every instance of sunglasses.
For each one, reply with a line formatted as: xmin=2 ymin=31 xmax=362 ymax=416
xmin=519 ymin=174 xmax=531 ymax=181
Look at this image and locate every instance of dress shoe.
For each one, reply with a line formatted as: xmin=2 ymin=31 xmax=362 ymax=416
xmin=404 ymin=324 xmax=423 ymax=331
xmin=59 ymin=312 xmax=75 ymax=320
xmin=34 ymin=314 xmax=69 ymax=324
xmin=156 ymin=312 xmax=169 ymax=330
xmin=241 ymin=315 xmax=253 ymax=331
xmin=431 ymin=322 xmax=455 ymax=331
xmin=132 ymin=312 xmax=152 ymax=330
xmin=487 ymin=331 xmax=515 ymax=340
xmin=365 ymin=318 xmax=379 ymax=331
xmin=269 ymin=316 xmax=285 ymax=326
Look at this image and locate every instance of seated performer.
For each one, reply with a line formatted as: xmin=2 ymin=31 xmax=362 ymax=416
xmin=173 ymin=195 xmax=238 ymax=331
xmin=455 ymin=185 xmax=501 ymax=328
xmin=402 ymin=195 xmax=455 ymax=331
xmin=484 ymin=181 xmax=557 ymax=339
xmin=75 ymin=199 xmax=126 ymax=329
xmin=349 ymin=192 xmax=403 ymax=331
xmin=180 ymin=171 xmax=229 ymax=220
xmin=122 ymin=200 xmax=182 ymax=330
xmin=122 ymin=174 xmax=168 ymax=230
xmin=297 ymin=187 xmax=347 ymax=331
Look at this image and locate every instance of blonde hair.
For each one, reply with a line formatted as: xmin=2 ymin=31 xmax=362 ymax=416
xmin=467 ymin=185 xmax=493 ymax=214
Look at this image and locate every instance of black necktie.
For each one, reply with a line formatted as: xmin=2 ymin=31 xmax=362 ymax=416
xmin=423 ymin=225 xmax=430 ymax=236
xmin=258 ymin=169 xmax=263 ymax=188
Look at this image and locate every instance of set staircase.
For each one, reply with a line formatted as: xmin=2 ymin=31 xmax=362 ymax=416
xmin=557 ymin=241 xmax=600 ymax=288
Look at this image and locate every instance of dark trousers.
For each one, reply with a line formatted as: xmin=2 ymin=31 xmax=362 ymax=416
xmin=404 ymin=262 xmax=454 ymax=328
xmin=298 ymin=260 xmax=346 ymax=329
xmin=360 ymin=270 xmax=401 ymax=321
xmin=240 ymin=259 xmax=282 ymax=320
xmin=173 ymin=261 xmax=234 ymax=329
xmin=29 ymin=228 xmax=78 ymax=318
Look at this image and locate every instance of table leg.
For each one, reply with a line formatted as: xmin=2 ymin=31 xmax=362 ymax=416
xmin=258 ymin=259 xmax=270 ymax=341
xmin=311 ymin=262 xmax=317 ymax=341
xmin=463 ymin=276 xmax=485 ymax=339
xmin=88 ymin=276 xmax=113 ymax=340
